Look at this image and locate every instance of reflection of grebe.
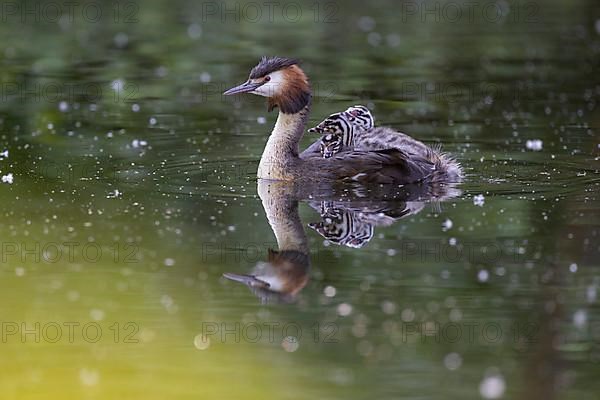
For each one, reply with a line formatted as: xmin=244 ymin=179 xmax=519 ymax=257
xmin=223 ymin=57 xmax=462 ymax=184
xmin=223 ymin=182 xmax=311 ymax=303
xmin=223 ymin=249 xmax=309 ymax=302
xmin=222 ymin=181 xmax=459 ymax=302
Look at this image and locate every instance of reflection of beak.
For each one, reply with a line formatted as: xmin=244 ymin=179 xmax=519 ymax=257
xmin=223 ymin=80 xmax=264 ymax=95
xmin=223 ymin=272 xmax=270 ymax=289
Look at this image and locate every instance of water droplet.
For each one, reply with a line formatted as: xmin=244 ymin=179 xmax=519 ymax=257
xmin=574 ymin=309 xmax=587 ymax=328
xmin=479 ymin=374 xmax=505 ymax=399
xmin=381 ymin=301 xmax=396 ymax=314
xmin=114 ymin=32 xmax=128 ymax=48
xmin=282 ymin=336 xmax=299 ymax=352
xmin=337 ymin=303 xmax=353 ymax=317
xmin=79 ymin=368 xmax=100 ymax=386
xmin=357 ymin=16 xmax=376 ymax=32
xmin=367 ymin=32 xmax=382 ymax=46
xmin=442 ymin=218 xmax=453 ymax=231
xmin=569 ymin=263 xmax=577 ymax=273
xmin=90 ymin=309 xmax=105 ymax=321
xmin=386 ymin=33 xmax=401 ymax=47
xmin=131 ymin=139 xmax=148 ymax=148
xmin=193 ymin=334 xmax=210 ymax=350
xmin=111 ymin=79 xmax=125 ymax=92
xmin=478 ymin=270 xmax=490 ymax=282
xmin=200 ymin=72 xmax=211 ymax=83
xmin=444 ymin=352 xmax=462 ymax=370
xmin=187 ymin=23 xmax=202 ymax=39
xmin=525 ymin=139 xmax=543 ymax=151
xmin=401 ymin=308 xmax=415 ymax=322
xmin=473 ymin=194 xmax=485 ymax=207
xmin=324 ymin=285 xmax=336 ymax=297
xmin=164 ymin=258 xmax=175 ymax=267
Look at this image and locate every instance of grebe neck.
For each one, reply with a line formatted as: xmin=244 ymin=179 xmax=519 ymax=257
xmin=257 ymin=104 xmax=310 ymax=180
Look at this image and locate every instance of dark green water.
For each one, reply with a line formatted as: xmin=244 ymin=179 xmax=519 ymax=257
xmin=0 ymin=0 xmax=599 ymax=399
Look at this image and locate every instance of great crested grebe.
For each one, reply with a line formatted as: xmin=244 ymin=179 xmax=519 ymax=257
xmin=308 ymin=105 xmax=375 ymax=158
xmin=223 ymin=56 xmax=462 ymax=184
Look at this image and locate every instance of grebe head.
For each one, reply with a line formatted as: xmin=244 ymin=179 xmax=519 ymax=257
xmin=320 ymin=133 xmax=343 ymax=158
xmin=223 ymin=56 xmax=311 ymax=114
xmin=308 ymin=105 xmax=374 ymax=135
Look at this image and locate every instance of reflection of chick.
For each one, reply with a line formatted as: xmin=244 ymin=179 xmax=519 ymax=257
xmin=223 ymin=249 xmax=310 ymax=302
xmin=308 ymin=207 xmax=374 ymax=249
xmin=307 ymin=200 xmax=427 ymax=248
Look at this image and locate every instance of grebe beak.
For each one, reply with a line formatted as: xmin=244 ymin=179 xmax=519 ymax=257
xmin=223 ymin=80 xmax=264 ymax=95
xmin=223 ymin=272 xmax=270 ymax=289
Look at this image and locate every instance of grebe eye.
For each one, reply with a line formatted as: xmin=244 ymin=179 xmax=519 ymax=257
xmin=264 ymin=76 xmax=271 ymax=82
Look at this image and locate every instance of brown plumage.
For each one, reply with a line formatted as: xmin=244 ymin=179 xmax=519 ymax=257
xmin=223 ymin=249 xmax=309 ymax=301
xmin=267 ymin=65 xmax=311 ymax=114
xmin=351 ymin=127 xmax=464 ymax=182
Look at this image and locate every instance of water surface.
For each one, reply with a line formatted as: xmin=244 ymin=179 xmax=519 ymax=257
xmin=0 ymin=0 xmax=599 ymax=399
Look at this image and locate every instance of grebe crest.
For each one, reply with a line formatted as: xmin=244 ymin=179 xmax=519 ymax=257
xmin=308 ymin=105 xmax=375 ymax=158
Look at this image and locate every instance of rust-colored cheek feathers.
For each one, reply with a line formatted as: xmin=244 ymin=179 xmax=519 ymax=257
xmin=267 ymin=248 xmax=310 ymax=296
xmin=268 ymin=65 xmax=311 ymax=114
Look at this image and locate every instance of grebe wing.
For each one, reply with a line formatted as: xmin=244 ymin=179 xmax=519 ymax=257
xmin=329 ymin=148 xmax=435 ymax=184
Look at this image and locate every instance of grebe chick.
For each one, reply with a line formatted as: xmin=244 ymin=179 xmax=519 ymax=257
xmin=223 ymin=56 xmax=459 ymax=184
xmin=309 ymin=107 xmax=463 ymax=181
xmin=308 ymin=105 xmax=374 ymax=158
